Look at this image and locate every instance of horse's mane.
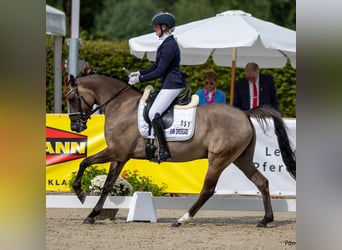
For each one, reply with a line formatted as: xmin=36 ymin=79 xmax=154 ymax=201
xmin=79 ymin=71 xmax=127 ymax=82
xmin=78 ymin=71 xmax=141 ymax=93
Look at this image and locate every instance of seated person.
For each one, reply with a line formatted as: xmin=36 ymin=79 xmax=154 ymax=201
xmin=195 ymin=70 xmax=226 ymax=105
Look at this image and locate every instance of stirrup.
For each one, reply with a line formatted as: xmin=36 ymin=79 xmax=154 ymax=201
xmin=150 ymin=150 xmax=171 ymax=164
xmin=159 ymin=150 xmax=171 ymax=161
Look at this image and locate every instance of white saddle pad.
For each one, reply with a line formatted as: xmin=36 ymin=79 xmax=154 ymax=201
xmin=137 ymin=87 xmax=198 ymax=141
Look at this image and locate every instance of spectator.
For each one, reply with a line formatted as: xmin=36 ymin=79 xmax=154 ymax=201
xmin=195 ymin=70 xmax=226 ymax=105
xmin=233 ymin=62 xmax=279 ymax=111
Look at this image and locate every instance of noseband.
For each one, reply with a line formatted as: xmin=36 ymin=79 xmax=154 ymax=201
xmin=68 ymin=81 xmax=130 ymax=132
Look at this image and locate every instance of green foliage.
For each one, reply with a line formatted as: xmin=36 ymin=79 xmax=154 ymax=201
xmin=46 ymin=36 xmax=55 ymax=113
xmin=263 ymin=63 xmax=296 ymax=117
xmin=122 ymin=170 xmax=168 ymax=196
xmin=174 ymin=0 xmax=216 ymax=24
xmin=68 ymin=165 xmax=108 ymax=192
xmin=46 ymin=39 xmax=296 ymax=116
xmin=67 ymin=165 xmax=167 ymax=196
xmin=94 ymin=0 xmax=156 ymax=40
xmin=47 ymin=0 xmax=295 ymax=40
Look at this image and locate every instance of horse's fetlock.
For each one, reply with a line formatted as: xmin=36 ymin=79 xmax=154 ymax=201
xmin=178 ymin=212 xmax=191 ymax=224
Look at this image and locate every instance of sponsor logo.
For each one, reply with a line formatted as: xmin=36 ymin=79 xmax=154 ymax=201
xmin=46 ymin=127 xmax=87 ymax=166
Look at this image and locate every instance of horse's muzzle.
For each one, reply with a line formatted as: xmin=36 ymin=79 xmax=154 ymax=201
xmin=69 ymin=113 xmax=88 ymax=133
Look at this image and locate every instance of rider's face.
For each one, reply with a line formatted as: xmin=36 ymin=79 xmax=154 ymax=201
xmin=153 ymin=25 xmax=161 ymax=36
xmin=153 ymin=24 xmax=166 ymax=37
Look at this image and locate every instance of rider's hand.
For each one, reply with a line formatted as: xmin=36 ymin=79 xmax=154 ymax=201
xmin=128 ymin=75 xmax=140 ymax=85
xmin=129 ymin=71 xmax=140 ymax=78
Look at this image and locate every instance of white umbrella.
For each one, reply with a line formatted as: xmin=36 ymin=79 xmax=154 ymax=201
xmin=129 ymin=10 xmax=296 ymax=104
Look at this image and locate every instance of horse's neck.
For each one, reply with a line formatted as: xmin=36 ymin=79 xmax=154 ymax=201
xmin=96 ymin=84 xmax=140 ymax=114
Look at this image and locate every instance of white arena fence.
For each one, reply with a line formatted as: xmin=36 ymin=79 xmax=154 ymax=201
xmin=46 ymin=192 xmax=296 ymax=223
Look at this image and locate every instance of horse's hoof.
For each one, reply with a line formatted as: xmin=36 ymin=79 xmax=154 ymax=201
xmin=256 ymin=216 xmax=274 ymax=227
xmin=77 ymin=191 xmax=87 ymax=204
xmin=171 ymin=221 xmax=182 ymax=227
xmin=83 ymin=217 xmax=95 ymax=224
xmin=256 ymin=222 xmax=267 ymax=227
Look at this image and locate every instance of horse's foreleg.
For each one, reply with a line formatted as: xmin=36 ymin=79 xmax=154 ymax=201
xmin=73 ymin=149 xmax=114 ymax=203
xmin=72 ymin=158 xmax=92 ymax=204
xmin=83 ymin=161 xmax=125 ymax=224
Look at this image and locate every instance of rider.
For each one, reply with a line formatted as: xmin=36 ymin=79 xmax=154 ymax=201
xmin=128 ymin=11 xmax=188 ymax=162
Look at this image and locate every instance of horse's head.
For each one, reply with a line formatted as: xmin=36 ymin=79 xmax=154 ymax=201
xmin=66 ymin=75 xmax=95 ymax=133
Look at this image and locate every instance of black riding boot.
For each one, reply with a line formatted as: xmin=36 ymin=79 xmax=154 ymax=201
xmin=152 ymin=113 xmax=171 ymax=162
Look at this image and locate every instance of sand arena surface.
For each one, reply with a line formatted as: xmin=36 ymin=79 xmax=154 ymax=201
xmin=46 ymin=208 xmax=296 ymax=249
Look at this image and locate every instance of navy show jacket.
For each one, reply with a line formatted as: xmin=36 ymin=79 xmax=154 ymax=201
xmin=139 ymin=35 xmax=187 ymax=89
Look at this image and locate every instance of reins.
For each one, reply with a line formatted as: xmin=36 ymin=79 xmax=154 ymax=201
xmin=84 ymin=85 xmax=130 ymax=119
xmin=70 ymin=81 xmax=130 ymax=120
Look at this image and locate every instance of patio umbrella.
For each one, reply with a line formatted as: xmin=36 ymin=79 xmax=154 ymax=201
xmin=129 ymin=10 xmax=296 ymax=105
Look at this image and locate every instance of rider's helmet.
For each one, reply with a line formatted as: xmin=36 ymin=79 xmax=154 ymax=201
xmin=151 ymin=12 xmax=176 ymax=29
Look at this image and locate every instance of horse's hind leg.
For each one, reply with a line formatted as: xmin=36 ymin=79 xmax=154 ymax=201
xmin=172 ymin=160 xmax=224 ymax=227
xmin=83 ymin=161 xmax=125 ymax=224
xmin=234 ymin=157 xmax=274 ymax=227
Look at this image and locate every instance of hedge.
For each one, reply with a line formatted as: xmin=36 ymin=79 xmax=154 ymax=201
xmin=46 ymin=37 xmax=296 ymax=117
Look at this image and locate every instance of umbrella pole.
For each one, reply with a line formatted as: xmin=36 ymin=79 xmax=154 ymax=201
xmin=229 ymin=48 xmax=237 ymax=105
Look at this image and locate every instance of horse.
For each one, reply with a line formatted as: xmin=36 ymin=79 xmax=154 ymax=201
xmin=65 ymin=72 xmax=296 ymax=227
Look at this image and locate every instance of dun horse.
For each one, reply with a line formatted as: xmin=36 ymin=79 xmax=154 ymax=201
xmin=66 ymin=73 xmax=295 ymax=227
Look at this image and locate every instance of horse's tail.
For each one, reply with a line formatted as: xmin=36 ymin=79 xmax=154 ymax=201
xmin=245 ymin=105 xmax=296 ymax=180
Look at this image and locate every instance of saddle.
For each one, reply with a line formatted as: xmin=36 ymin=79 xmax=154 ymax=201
xmin=143 ymin=86 xmax=192 ymax=129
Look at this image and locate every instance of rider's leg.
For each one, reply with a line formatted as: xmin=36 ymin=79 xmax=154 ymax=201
xmin=152 ymin=113 xmax=170 ymax=160
xmin=149 ymin=88 xmax=182 ymax=160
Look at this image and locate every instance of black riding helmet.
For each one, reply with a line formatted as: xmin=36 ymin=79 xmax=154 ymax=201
xmin=151 ymin=12 xmax=176 ymax=29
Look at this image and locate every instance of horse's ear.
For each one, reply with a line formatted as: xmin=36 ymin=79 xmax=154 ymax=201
xmin=69 ymin=75 xmax=76 ymax=87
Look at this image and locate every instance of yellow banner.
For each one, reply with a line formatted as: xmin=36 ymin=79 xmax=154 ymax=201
xmin=46 ymin=114 xmax=207 ymax=193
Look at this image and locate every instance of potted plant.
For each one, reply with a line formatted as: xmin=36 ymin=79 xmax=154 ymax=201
xmin=89 ymin=174 xmax=133 ymax=220
xmin=69 ymin=166 xmax=168 ymax=220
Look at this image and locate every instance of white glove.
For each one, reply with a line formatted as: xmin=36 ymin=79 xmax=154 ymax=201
xmin=129 ymin=71 xmax=140 ymax=77
xmin=128 ymin=75 xmax=140 ymax=85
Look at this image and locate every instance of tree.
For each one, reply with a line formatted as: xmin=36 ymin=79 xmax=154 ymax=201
xmin=47 ymin=0 xmax=295 ymax=40
xmin=173 ymin=0 xmax=216 ymax=24
xmin=94 ymin=0 xmax=157 ymax=40
xmin=46 ymin=0 xmax=105 ymax=37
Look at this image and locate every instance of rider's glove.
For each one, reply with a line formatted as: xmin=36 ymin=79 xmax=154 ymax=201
xmin=128 ymin=71 xmax=140 ymax=78
xmin=128 ymin=75 xmax=140 ymax=85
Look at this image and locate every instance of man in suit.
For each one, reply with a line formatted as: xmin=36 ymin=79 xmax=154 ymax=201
xmin=233 ymin=62 xmax=279 ymax=111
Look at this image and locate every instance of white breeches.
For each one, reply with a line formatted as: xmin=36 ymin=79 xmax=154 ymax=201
xmin=148 ymin=88 xmax=183 ymax=121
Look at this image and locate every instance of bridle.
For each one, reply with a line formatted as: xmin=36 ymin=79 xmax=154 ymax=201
xmin=67 ymin=81 xmax=130 ymax=132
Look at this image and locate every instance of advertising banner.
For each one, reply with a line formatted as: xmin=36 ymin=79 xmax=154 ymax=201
xmin=215 ymin=119 xmax=296 ymax=196
xmin=46 ymin=114 xmax=296 ymax=195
